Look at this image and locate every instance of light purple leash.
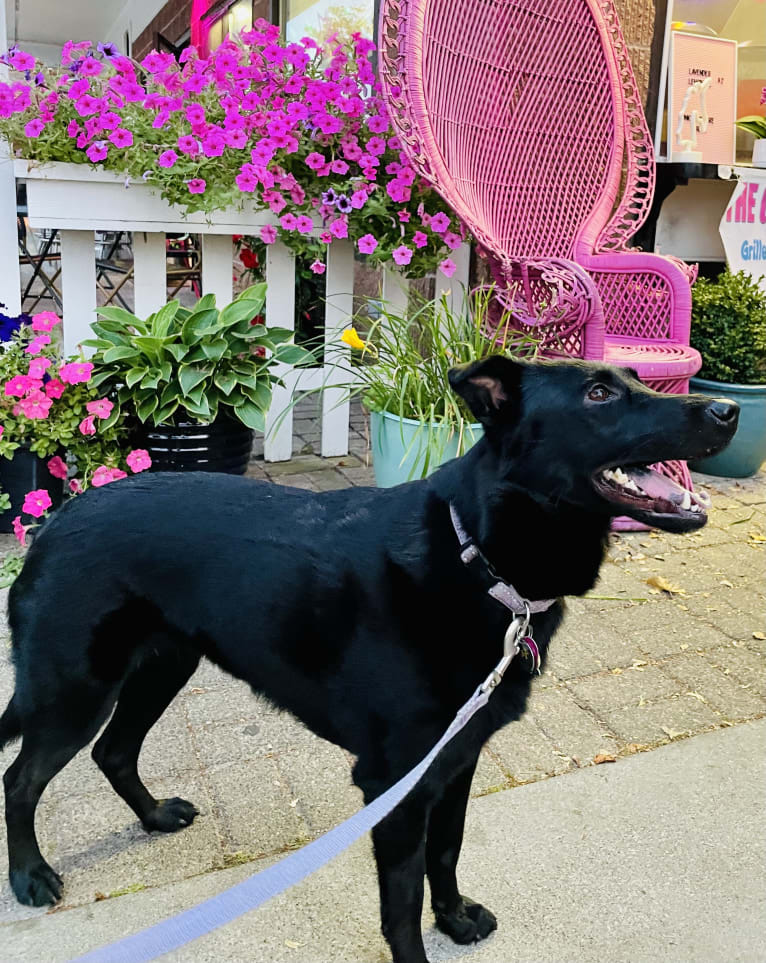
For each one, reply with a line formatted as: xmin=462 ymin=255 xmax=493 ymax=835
xmin=68 ymin=505 xmax=554 ymax=963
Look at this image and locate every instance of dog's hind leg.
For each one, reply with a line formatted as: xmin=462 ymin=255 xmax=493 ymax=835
xmin=426 ymin=756 xmax=497 ymax=945
xmin=91 ymin=644 xmax=200 ymax=832
xmin=4 ymin=686 xmax=116 ymax=906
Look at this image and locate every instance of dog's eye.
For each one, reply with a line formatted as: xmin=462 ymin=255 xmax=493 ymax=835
xmin=587 ymin=384 xmax=612 ymax=402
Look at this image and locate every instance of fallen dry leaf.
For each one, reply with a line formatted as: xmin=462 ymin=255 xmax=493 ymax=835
xmin=94 ymin=891 xmax=107 ymax=902
xmin=661 ymin=726 xmax=684 ymax=740
xmin=611 ymin=667 xmax=623 ymax=675
xmin=285 ymin=940 xmax=305 ymax=949
xmin=593 ymin=754 xmax=616 ymax=765
xmin=748 ymin=531 xmax=765 ymax=543
xmin=719 ymin=579 xmax=734 ymax=589
xmin=753 ymin=631 xmax=766 ymax=641
xmin=646 ymin=575 xmax=685 ymax=595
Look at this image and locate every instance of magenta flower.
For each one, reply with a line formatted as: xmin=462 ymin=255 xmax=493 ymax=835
xmin=443 ymin=231 xmax=462 ymax=250
xmin=260 ymin=225 xmax=277 ymax=244
xmin=187 ymin=178 xmax=206 ymax=194
xmin=439 ymin=258 xmax=457 ymax=278
xmin=329 ymin=218 xmax=348 ymax=239
xmin=47 ymin=455 xmax=68 ymax=480
xmin=367 ymin=114 xmax=389 ymax=134
xmin=412 ymin=231 xmax=428 ymax=249
xmin=158 ymin=149 xmax=177 ymax=168
xmin=109 ymin=128 xmax=133 ymax=148
xmin=86 ymin=397 xmax=114 ymax=419
xmin=24 ymin=333 xmax=51 ymax=355
xmin=358 ymin=234 xmax=378 ymax=255
xmin=236 ymin=168 xmax=259 ymax=192
xmin=79 ymin=415 xmax=96 ymax=436
xmin=22 ymin=489 xmax=52 ymax=518
xmin=310 ymin=260 xmax=326 ymax=275
xmin=331 ymin=159 xmax=349 ymax=175
xmin=202 ymin=132 xmax=226 ymax=157
xmin=178 ymin=134 xmax=200 ymax=156
xmin=398 ymin=211 xmax=411 ymax=223
xmin=10 ymin=50 xmax=36 ymax=72
xmin=15 ymin=390 xmax=51 ymax=420
xmin=79 ymin=57 xmax=103 ymax=77
xmin=295 ymin=215 xmax=314 ymax=235
xmin=24 ymin=119 xmax=44 ymax=138
xmin=91 ymin=465 xmax=127 ymax=487
xmin=27 ymin=357 xmax=51 ymax=379
xmin=66 ymin=120 xmax=80 ymax=139
xmin=392 ymin=245 xmax=413 ymax=266
xmin=12 ymin=516 xmax=26 ymax=548
xmin=59 ymin=361 xmax=93 ymax=384
xmin=32 ymin=310 xmax=60 ymax=332
xmin=45 ymin=379 xmax=66 ymax=399
xmin=126 ymin=449 xmax=152 ymax=473
xmin=305 ymin=152 xmax=326 ymax=170
xmin=86 ymin=140 xmax=108 ymax=163
xmin=429 ymin=212 xmax=450 ymax=234
xmin=280 ymin=213 xmax=297 ymax=230
xmin=351 ymin=190 xmax=368 ymax=209
xmin=185 ymin=103 xmax=206 ymax=126
xmin=4 ymin=375 xmax=36 ymax=397
xmin=366 ymin=136 xmax=386 ymax=156
xmin=69 ymin=478 xmax=83 ymax=494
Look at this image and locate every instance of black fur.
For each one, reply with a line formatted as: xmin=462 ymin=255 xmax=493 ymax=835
xmin=0 ymin=358 xmax=737 ymax=962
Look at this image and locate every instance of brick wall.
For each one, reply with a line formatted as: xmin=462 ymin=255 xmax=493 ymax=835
xmin=614 ymin=0 xmax=658 ymax=110
xmin=133 ymin=0 xmax=272 ymax=61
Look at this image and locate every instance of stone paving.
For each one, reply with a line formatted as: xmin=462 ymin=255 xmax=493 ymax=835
xmin=0 ymin=415 xmax=763 ymax=932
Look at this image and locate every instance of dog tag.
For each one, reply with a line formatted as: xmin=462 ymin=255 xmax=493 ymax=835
xmin=519 ymin=635 xmax=541 ymax=675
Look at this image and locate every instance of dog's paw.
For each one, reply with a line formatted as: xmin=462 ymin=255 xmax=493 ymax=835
xmin=10 ymin=861 xmax=63 ymax=906
xmin=142 ymin=797 xmax=199 ymax=833
xmin=435 ymin=896 xmax=497 ymax=944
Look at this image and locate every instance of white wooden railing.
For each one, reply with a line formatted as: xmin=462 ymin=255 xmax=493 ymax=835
xmin=5 ymin=160 xmax=470 ymax=461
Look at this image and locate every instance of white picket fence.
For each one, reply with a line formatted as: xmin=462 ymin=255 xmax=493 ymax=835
xmin=5 ymin=160 xmax=470 ymax=461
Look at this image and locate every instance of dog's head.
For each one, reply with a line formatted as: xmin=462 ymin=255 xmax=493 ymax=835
xmin=449 ymin=356 xmax=739 ymax=533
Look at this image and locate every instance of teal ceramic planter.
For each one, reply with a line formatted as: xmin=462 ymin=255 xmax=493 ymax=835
xmin=370 ymin=410 xmax=483 ymax=487
xmin=689 ymin=376 xmax=766 ymax=478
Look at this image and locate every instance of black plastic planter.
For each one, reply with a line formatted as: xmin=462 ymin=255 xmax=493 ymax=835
xmin=0 ymin=447 xmax=64 ymax=533
xmin=134 ymin=415 xmax=254 ymax=475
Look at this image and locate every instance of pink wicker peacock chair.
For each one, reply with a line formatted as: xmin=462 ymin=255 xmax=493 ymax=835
xmin=378 ymin=0 xmax=702 ymax=526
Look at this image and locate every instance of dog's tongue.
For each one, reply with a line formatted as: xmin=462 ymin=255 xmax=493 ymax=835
xmin=629 ymin=467 xmax=686 ymax=505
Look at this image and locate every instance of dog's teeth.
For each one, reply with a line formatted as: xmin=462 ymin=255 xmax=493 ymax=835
xmin=690 ymin=504 xmax=701 ymax=513
xmin=602 ymin=469 xmax=615 ymax=482
xmin=680 ymin=491 xmax=692 ymax=510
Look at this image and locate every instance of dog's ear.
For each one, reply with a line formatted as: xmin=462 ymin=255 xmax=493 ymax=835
xmin=448 ymin=356 xmax=523 ymax=426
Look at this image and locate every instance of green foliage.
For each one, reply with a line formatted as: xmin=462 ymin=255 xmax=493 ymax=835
xmin=690 ymin=269 xmax=766 ymax=385
xmin=735 ymin=116 xmax=766 ymax=140
xmin=86 ymin=285 xmax=317 ymax=429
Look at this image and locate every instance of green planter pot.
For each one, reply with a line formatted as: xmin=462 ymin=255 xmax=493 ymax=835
xmin=370 ymin=409 xmax=483 ymax=488
xmin=689 ymin=376 xmax=766 ymax=478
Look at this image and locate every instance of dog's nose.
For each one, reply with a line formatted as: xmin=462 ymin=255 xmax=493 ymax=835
xmin=706 ymin=399 xmax=739 ymax=426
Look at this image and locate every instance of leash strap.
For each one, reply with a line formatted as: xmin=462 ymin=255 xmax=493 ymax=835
xmin=69 ymin=685 xmax=492 ymax=963
xmin=449 ymin=504 xmax=556 ymax=616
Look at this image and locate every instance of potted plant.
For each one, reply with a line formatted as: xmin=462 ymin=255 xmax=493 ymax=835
xmin=85 ymin=283 xmax=316 ymax=473
xmin=735 ymin=86 xmax=766 ymax=168
xmin=689 ymin=268 xmax=766 ymax=477
xmin=0 ymin=310 xmax=135 ymax=534
xmin=338 ymin=290 xmax=539 ymax=486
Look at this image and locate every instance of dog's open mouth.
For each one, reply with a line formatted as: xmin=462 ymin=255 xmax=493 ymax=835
xmin=592 ymin=464 xmax=711 ymax=530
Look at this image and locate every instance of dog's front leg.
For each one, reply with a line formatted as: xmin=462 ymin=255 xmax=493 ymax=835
xmin=426 ymin=757 xmax=497 ymax=945
xmin=371 ymin=797 xmax=430 ymax=963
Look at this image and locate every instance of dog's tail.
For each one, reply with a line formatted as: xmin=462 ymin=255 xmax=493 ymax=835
xmin=0 ymin=695 xmax=21 ymax=751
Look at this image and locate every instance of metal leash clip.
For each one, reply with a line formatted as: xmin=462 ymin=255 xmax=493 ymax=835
xmin=480 ymin=605 xmax=531 ymax=693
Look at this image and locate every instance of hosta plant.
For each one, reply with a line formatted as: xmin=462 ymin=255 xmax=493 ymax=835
xmin=85 ymin=284 xmax=316 ymax=431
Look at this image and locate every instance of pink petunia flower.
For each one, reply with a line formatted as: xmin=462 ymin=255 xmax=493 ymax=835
xmin=22 ymin=489 xmax=52 ymax=518
xmin=24 ymin=119 xmax=45 ymax=138
xmin=429 ymin=212 xmax=451 ymax=234
xmin=59 ymin=361 xmax=93 ymax=384
xmin=69 ymin=478 xmax=83 ymax=494
xmin=178 ymin=134 xmax=200 ymax=156
xmin=158 ymin=149 xmax=177 ymax=168
xmin=12 ymin=516 xmax=27 ymax=547
xmin=109 ymin=128 xmax=133 ymax=148
xmin=309 ymin=260 xmax=325 ymax=275
xmin=4 ymin=375 xmax=36 ymax=397
xmin=27 ymin=357 xmax=51 ymax=379
xmin=47 ymin=455 xmax=68 ymax=480
xmin=295 ymin=215 xmax=313 ymax=235
xmin=31 ymin=310 xmax=60 ymax=333
xmin=392 ymin=245 xmax=413 ymax=266
xmin=350 ymin=190 xmax=368 ymax=210
xmin=329 ymin=218 xmax=348 ymax=239
xmin=398 ymin=211 xmax=411 ymax=223
xmin=412 ymin=230 xmax=428 ymax=249
xmin=357 ymin=234 xmax=378 ymax=255
xmin=25 ymin=333 xmax=51 ymax=355
xmin=91 ymin=465 xmax=127 ymax=487
xmin=126 ymin=449 xmax=152 ymax=473
xmin=187 ymin=178 xmax=206 ymax=194
xmin=260 ymin=224 xmax=277 ymax=245
xmin=44 ymin=379 xmax=66 ymax=399
xmin=280 ymin=213 xmax=297 ymax=230
xmin=86 ymin=140 xmax=108 ymax=163
xmin=86 ymin=397 xmax=114 ymax=419
xmin=305 ymin=152 xmax=326 ymax=170
xmin=439 ymin=258 xmax=457 ymax=278
xmin=79 ymin=415 xmax=96 ymax=436
xmin=331 ymin=159 xmax=349 ymax=175
xmin=15 ymin=390 xmax=51 ymax=420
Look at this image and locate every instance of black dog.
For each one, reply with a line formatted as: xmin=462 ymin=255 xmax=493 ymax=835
xmin=0 ymin=357 xmax=737 ymax=963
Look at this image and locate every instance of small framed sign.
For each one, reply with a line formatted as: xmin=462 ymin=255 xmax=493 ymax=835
xmin=667 ymin=32 xmax=737 ymax=165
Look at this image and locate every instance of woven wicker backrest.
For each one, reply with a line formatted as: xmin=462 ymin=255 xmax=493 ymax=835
xmin=380 ymin=0 xmax=631 ymax=260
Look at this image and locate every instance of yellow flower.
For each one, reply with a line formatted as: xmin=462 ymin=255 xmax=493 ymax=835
xmin=341 ymin=328 xmax=367 ymax=351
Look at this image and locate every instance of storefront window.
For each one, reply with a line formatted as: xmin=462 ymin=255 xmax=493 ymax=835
xmin=192 ymin=0 xmax=254 ymax=54
xmin=282 ymin=0 xmax=374 ymax=44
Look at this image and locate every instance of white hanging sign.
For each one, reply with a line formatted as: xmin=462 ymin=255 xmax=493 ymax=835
xmin=719 ymin=176 xmax=766 ymax=283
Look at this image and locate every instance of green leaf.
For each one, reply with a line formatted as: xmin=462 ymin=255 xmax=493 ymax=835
xmin=263 ymin=327 xmax=295 ymax=345
xmin=137 ymin=393 xmax=158 ymax=423
xmin=158 ymin=360 xmax=172 ymax=382
xmin=200 ymin=339 xmax=228 ymax=362
xmin=103 ymin=345 xmax=140 ymax=364
xmin=97 ymin=306 xmax=147 ymax=331
xmin=178 ymin=365 xmax=211 ymax=396
xmin=274 ymin=344 xmax=316 ymax=365
xmin=219 ymin=300 xmax=262 ymax=328
xmin=150 ymin=300 xmax=180 ymax=337
xmin=165 ymin=343 xmax=188 ymax=363
xmin=233 ymin=400 xmax=266 ymax=431
xmin=238 ymin=282 xmax=267 ymax=307
xmin=154 ymin=398 xmax=179 ymax=423
xmin=195 ymin=293 xmax=217 ymax=312
xmin=100 ymin=403 xmax=122 ymax=431
xmin=214 ymin=369 xmax=238 ymax=396
xmin=141 ymin=369 xmax=161 ymax=389
xmin=125 ymin=367 xmax=148 ymax=388
xmin=181 ymin=395 xmax=211 ymax=420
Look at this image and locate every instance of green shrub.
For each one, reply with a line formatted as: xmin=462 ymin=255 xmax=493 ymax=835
xmin=690 ymin=269 xmax=766 ymax=384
